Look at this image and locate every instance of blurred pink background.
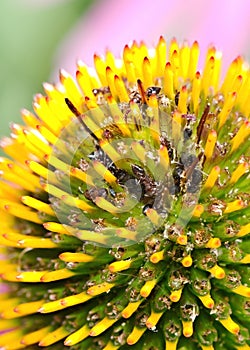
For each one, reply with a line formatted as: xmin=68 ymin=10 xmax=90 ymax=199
xmin=52 ymin=0 xmax=250 ymax=78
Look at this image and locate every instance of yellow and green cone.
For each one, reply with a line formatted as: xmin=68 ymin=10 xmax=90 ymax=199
xmin=0 ymin=37 xmax=249 ymax=349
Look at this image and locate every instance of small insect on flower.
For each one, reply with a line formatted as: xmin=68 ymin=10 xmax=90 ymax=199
xmin=0 ymin=37 xmax=250 ymax=350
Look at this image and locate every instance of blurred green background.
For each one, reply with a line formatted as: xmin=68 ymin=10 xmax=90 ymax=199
xmin=0 ymin=0 xmax=93 ymax=140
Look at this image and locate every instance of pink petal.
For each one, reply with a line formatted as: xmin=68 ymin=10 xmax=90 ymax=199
xmin=50 ymin=0 xmax=250 ymax=77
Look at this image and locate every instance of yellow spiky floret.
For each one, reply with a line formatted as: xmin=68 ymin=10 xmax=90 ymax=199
xmin=0 ymin=37 xmax=249 ymax=350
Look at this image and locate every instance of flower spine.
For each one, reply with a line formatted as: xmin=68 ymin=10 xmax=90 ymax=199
xmin=0 ymin=37 xmax=249 ymax=350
